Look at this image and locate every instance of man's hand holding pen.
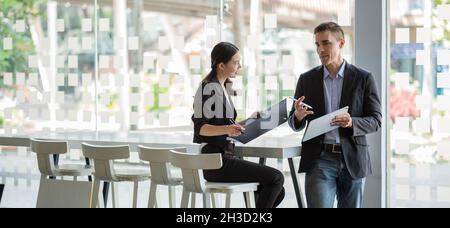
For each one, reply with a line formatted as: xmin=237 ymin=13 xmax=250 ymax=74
xmin=293 ymin=96 xmax=314 ymax=122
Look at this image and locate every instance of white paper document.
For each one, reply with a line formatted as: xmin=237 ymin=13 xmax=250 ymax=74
xmin=302 ymin=106 xmax=349 ymax=142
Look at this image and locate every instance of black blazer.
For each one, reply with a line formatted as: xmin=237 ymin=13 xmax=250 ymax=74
xmin=192 ymin=77 xmax=237 ymax=153
xmin=288 ymin=63 xmax=382 ymax=179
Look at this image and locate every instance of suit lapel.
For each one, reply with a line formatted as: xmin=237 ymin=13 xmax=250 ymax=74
xmin=314 ymin=66 xmax=326 ymax=117
xmin=340 ymin=63 xmax=356 ymax=108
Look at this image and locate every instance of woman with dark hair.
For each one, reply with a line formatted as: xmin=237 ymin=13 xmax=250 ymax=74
xmin=192 ymin=42 xmax=285 ymax=208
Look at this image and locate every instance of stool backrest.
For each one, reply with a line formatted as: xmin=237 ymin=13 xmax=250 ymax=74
xmin=81 ymin=143 xmax=129 ymax=181
xmin=30 ymin=138 xmax=68 ymax=176
xmin=138 ymin=146 xmax=186 ymax=185
xmin=169 ymin=150 xmax=222 ymax=193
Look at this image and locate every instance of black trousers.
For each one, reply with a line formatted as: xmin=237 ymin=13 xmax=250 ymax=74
xmin=202 ymin=144 xmax=285 ymax=208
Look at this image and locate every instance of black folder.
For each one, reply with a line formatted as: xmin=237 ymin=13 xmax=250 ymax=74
xmin=231 ymin=99 xmax=288 ymax=144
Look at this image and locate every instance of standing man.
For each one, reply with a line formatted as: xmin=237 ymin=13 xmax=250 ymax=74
xmin=288 ymin=22 xmax=381 ymax=208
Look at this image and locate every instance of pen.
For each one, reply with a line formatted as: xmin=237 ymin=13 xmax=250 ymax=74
xmin=229 ymin=118 xmax=245 ymax=133
xmin=289 ymin=97 xmax=314 ymax=110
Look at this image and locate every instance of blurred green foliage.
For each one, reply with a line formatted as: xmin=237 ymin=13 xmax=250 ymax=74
xmin=0 ymin=0 xmax=47 ymax=73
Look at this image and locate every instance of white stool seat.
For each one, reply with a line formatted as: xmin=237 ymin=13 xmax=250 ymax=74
xmin=166 ymin=177 xmax=183 ymax=186
xmin=205 ymin=182 xmax=258 ymax=194
xmin=115 ymin=169 xmax=151 ymax=182
xmin=55 ymin=164 xmax=93 ymax=176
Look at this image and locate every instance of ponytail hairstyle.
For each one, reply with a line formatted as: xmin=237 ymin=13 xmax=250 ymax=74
xmin=202 ymin=42 xmax=239 ymax=91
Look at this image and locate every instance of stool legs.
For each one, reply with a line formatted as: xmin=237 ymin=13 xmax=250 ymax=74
xmin=211 ymin=193 xmax=217 ymax=208
xmin=181 ymin=189 xmax=189 ymax=208
xmin=91 ymin=179 xmax=104 ymax=208
xmin=132 ymin=181 xmax=139 ymax=208
xmin=111 ymin=182 xmax=119 ymax=208
xmin=148 ymin=183 xmax=157 ymax=208
xmin=148 ymin=184 xmax=178 ymax=208
xmin=178 ymin=191 xmax=256 ymax=208
xmin=190 ymin=193 xmax=196 ymax=208
xmin=93 ymin=181 xmax=140 ymax=208
xmin=225 ymin=193 xmax=231 ymax=208
xmin=245 ymin=191 xmax=256 ymax=208
xmin=203 ymin=193 xmax=211 ymax=208
xmin=168 ymin=186 xmax=176 ymax=208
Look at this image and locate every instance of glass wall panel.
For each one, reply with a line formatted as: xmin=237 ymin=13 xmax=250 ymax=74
xmin=224 ymin=0 xmax=355 ymax=208
xmin=389 ymin=0 xmax=450 ymax=207
xmin=0 ymin=0 xmax=97 ymax=208
xmin=0 ymin=0 xmax=354 ymax=135
xmin=96 ymin=0 xmax=219 ymax=131
xmin=223 ymin=0 xmax=354 ymax=120
xmin=1 ymin=1 xmax=97 ymax=135
xmin=0 ymin=0 xmax=356 ymax=208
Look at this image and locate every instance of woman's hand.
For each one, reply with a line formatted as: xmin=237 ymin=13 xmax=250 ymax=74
xmin=249 ymin=111 xmax=263 ymax=119
xmin=227 ymin=124 xmax=245 ymax=137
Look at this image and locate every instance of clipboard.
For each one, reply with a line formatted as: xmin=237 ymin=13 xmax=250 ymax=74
xmin=302 ymin=106 xmax=349 ymax=142
xmin=230 ymin=99 xmax=288 ymax=144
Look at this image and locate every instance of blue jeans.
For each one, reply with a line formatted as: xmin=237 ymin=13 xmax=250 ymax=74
xmin=305 ymin=151 xmax=365 ymax=208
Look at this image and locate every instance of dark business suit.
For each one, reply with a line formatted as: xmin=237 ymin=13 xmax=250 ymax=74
xmin=288 ymin=63 xmax=382 ymax=179
xmin=192 ymin=77 xmax=285 ymax=208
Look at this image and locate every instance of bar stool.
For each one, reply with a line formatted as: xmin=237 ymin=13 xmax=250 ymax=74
xmin=81 ymin=143 xmax=150 ymax=208
xmin=30 ymin=138 xmax=94 ymax=208
xmin=30 ymin=139 xmax=93 ymax=180
xmin=169 ymin=150 xmax=258 ymax=208
xmin=138 ymin=146 xmax=186 ymax=208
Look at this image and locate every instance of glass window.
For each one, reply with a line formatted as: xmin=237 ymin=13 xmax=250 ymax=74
xmin=389 ymin=0 xmax=450 ymax=207
xmin=0 ymin=0 xmax=355 ymax=208
xmin=1 ymin=1 xmax=97 ymax=135
xmin=223 ymin=0 xmax=354 ymax=120
xmin=1 ymin=0 xmax=354 ymax=135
